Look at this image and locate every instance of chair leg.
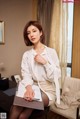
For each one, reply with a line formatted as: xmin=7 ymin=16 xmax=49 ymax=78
xmin=45 ymin=107 xmax=50 ymax=119
xmin=45 ymin=113 xmax=48 ymax=119
xmin=76 ymin=106 xmax=80 ymax=119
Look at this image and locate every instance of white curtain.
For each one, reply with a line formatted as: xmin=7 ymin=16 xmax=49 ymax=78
xmin=37 ymin=0 xmax=68 ymax=87
xmin=60 ymin=2 xmax=68 ymax=87
xmin=49 ymin=0 xmax=68 ymax=87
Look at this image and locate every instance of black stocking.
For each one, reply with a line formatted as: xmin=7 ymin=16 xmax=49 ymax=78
xmin=19 ymin=108 xmax=33 ymax=119
xmin=41 ymin=91 xmax=49 ymax=107
xmin=9 ymin=91 xmax=49 ymax=119
xmin=9 ymin=105 xmax=24 ymax=119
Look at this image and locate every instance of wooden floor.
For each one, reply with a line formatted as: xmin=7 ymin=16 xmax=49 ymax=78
xmin=30 ymin=110 xmax=67 ymax=119
xmin=47 ymin=111 xmax=67 ymax=119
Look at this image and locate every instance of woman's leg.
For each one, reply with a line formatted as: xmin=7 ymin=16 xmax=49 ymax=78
xmin=9 ymin=105 xmax=33 ymax=119
xmin=9 ymin=105 xmax=24 ymax=119
xmin=41 ymin=91 xmax=49 ymax=107
xmin=19 ymin=108 xmax=33 ymax=119
xmin=9 ymin=92 xmax=49 ymax=119
xmin=18 ymin=91 xmax=49 ymax=119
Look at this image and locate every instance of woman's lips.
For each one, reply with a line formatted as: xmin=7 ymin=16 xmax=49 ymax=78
xmin=31 ymin=38 xmax=35 ymax=41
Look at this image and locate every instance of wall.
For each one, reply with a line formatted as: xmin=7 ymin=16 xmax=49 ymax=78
xmin=72 ymin=3 xmax=80 ymax=78
xmin=0 ymin=0 xmax=33 ymax=77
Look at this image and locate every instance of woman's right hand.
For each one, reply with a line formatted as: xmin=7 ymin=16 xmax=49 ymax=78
xmin=24 ymin=85 xmax=35 ymax=101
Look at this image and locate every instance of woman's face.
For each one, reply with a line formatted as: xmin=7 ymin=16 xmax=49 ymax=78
xmin=27 ymin=25 xmax=42 ymax=45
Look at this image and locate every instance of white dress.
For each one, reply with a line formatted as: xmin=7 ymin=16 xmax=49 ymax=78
xmin=21 ymin=46 xmax=61 ymax=105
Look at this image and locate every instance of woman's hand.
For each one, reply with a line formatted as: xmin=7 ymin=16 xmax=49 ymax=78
xmin=34 ymin=54 xmax=47 ymax=65
xmin=24 ymin=85 xmax=35 ymax=101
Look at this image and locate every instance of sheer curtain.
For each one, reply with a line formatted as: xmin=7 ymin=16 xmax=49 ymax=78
xmin=32 ymin=0 xmax=38 ymax=20
xmin=60 ymin=2 xmax=68 ymax=86
xmin=49 ymin=0 xmax=68 ymax=87
xmin=37 ymin=0 xmax=68 ymax=87
xmin=37 ymin=0 xmax=54 ymax=45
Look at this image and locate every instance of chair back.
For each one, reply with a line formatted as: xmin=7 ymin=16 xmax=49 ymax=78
xmin=62 ymin=77 xmax=80 ymax=95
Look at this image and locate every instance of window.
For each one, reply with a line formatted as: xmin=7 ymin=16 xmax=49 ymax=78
xmin=67 ymin=3 xmax=74 ymax=76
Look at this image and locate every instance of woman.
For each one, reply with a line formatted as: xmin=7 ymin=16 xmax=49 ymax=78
xmin=9 ymin=20 xmax=61 ymax=119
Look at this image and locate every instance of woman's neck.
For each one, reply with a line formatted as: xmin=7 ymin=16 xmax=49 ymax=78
xmin=33 ymin=42 xmax=44 ymax=50
xmin=33 ymin=42 xmax=45 ymax=54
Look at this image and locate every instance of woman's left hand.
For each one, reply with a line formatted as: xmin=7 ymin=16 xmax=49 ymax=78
xmin=34 ymin=54 xmax=47 ymax=65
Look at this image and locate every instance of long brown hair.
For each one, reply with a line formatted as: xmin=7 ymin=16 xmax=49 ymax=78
xmin=23 ymin=21 xmax=45 ymax=46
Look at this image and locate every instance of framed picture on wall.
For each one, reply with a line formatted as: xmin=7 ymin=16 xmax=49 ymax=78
xmin=0 ymin=21 xmax=4 ymax=44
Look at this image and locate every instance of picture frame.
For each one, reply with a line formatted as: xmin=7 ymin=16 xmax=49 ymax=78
xmin=11 ymin=75 xmax=21 ymax=83
xmin=14 ymin=75 xmax=22 ymax=83
xmin=0 ymin=21 xmax=4 ymax=44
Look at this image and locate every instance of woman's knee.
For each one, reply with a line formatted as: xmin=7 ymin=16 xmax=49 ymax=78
xmin=9 ymin=105 xmax=23 ymax=119
xmin=11 ymin=105 xmax=23 ymax=112
xmin=19 ymin=108 xmax=33 ymax=119
xmin=19 ymin=113 xmax=26 ymax=119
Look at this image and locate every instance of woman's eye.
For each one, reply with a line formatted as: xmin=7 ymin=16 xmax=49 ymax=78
xmin=27 ymin=32 xmax=30 ymax=35
xmin=27 ymin=30 xmax=37 ymax=35
xmin=33 ymin=30 xmax=36 ymax=32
